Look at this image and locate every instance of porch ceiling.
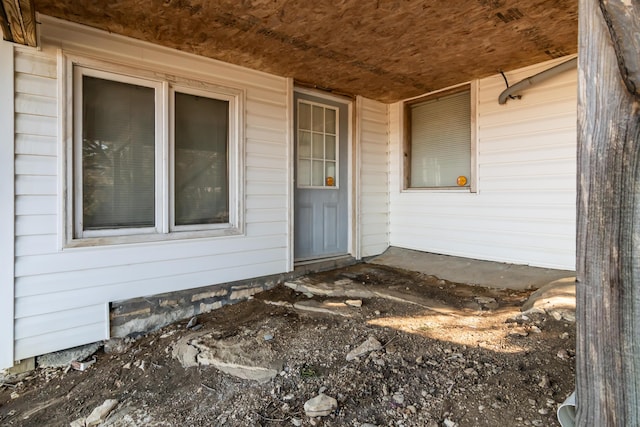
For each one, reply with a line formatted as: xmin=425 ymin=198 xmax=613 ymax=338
xmin=34 ymin=0 xmax=577 ymax=103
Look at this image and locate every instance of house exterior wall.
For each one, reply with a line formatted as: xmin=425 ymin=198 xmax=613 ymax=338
xmin=11 ymin=17 xmax=292 ymax=362
xmin=1 ymin=41 xmax=16 ymax=369
xmin=357 ymin=96 xmax=390 ymax=257
xmin=389 ymin=56 xmax=577 ymax=270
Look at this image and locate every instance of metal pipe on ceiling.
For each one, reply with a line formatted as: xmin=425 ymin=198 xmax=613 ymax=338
xmin=498 ymin=57 xmax=577 ymax=105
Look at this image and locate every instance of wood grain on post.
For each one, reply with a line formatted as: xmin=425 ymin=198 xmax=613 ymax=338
xmin=577 ymin=0 xmax=640 ymax=425
xmin=0 ymin=0 xmax=36 ymax=47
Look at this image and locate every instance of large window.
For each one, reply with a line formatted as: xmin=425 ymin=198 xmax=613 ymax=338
xmin=405 ymin=85 xmax=475 ymax=190
xmin=70 ymin=61 xmax=241 ymax=243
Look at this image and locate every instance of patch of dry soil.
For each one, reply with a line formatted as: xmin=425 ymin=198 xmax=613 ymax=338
xmin=0 ymin=264 xmax=575 ymax=426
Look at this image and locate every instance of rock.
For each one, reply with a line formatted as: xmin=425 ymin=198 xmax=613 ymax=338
xmin=392 ymin=393 xmax=405 ymax=405
xmin=560 ymin=332 xmax=570 ymax=339
xmin=69 ymin=418 xmax=85 ymax=427
xmin=538 ymin=375 xmax=550 ymax=388
xmin=103 ymin=338 xmax=132 ymax=355
xmin=474 ymin=296 xmax=498 ymax=310
xmin=37 ymin=342 xmax=102 ymax=368
xmin=557 ymin=349 xmax=569 ymax=360
xmin=443 ymin=418 xmax=457 ymax=427
xmin=508 ymin=329 xmax=529 ymax=338
xmin=345 ymin=299 xmax=363 ymax=307
xmin=263 ymin=334 xmax=274 ymax=341
xmin=303 ymin=393 xmax=338 ymax=417
xmin=186 ymin=316 xmax=198 ymax=329
xmin=529 ymin=325 xmax=542 ymax=334
xmin=346 ymin=336 xmax=382 ymax=361
xmin=291 ymin=418 xmax=302 ymax=426
xmin=85 ymin=399 xmax=118 ymax=426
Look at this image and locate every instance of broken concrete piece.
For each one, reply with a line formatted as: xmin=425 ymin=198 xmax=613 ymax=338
xmin=346 ymin=336 xmax=382 ymax=361
xmin=345 ymin=299 xmax=363 ymax=307
xmin=286 ymin=277 xmax=455 ymax=317
xmin=85 ymin=399 xmax=118 ymax=426
xmin=173 ymin=333 xmax=280 ymax=382
xmin=303 ymin=393 xmax=338 ymax=417
xmin=522 ymin=277 xmax=576 ymax=322
xmin=293 ymin=300 xmax=352 ymax=317
xmin=172 ymin=336 xmax=201 ymax=369
xmin=285 ymin=279 xmax=374 ymax=299
xmin=37 ymin=342 xmax=102 ymax=369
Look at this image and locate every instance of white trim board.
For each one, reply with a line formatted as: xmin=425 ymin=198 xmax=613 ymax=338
xmin=0 ymin=41 xmax=16 ymax=369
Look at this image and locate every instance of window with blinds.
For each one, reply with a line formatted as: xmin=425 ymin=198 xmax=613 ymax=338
xmin=71 ymin=62 xmax=240 ymax=242
xmin=407 ymin=87 xmax=472 ymax=189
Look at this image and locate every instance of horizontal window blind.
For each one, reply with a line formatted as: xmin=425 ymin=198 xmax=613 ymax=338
xmin=410 ymin=90 xmax=471 ymax=187
xmin=82 ymin=76 xmax=155 ymax=229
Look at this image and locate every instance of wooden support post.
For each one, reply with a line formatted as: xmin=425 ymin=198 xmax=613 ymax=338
xmin=577 ymin=0 xmax=640 ymax=425
xmin=0 ymin=0 xmax=36 ymax=47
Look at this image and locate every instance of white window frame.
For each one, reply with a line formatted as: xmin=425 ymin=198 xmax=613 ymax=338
xmin=403 ymin=81 xmax=478 ymax=193
xmin=64 ymin=54 xmax=244 ymax=247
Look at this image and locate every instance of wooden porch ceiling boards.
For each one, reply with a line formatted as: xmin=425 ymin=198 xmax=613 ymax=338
xmin=34 ymin=0 xmax=577 ymax=103
xmin=0 ymin=0 xmax=36 ymax=47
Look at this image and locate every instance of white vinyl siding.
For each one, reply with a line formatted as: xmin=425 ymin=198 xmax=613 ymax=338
xmin=358 ymin=96 xmax=390 ymax=257
xmin=390 ymin=56 xmax=577 ymax=269
xmin=1 ymin=41 xmax=16 ymax=368
xmin=10 ymin=16 xmax=291 ymax=362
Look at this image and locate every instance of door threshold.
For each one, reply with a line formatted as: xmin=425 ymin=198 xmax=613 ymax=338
xmin=294 ymin=254 xmax=352 ymax=267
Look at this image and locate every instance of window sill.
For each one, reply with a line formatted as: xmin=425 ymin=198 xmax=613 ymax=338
xmin=64 ymin=226 xmax=243 ymax=249
xmin=402 ymin=187 xmax=476 ymax=194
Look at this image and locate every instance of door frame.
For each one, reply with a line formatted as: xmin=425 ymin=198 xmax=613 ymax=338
xmin=288 ymin=84 xmax=355 ymax=270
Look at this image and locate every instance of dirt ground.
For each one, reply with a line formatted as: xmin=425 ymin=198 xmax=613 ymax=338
xmin=0 ymin=264 xmax=575 ymax=427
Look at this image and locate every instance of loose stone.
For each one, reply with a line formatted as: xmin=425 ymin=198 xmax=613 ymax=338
xmin=303 ymin=393 xmax=338 ymax=417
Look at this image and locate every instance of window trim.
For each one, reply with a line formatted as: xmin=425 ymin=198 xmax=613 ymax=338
xmin=403 ymin=81 xmax=478 ymax=193
xmin=63 ymin=53 xmax=245 ymax=248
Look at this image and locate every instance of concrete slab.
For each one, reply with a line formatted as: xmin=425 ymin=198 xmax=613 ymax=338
xmin=369 ymin=247 xmax=575 ymax=290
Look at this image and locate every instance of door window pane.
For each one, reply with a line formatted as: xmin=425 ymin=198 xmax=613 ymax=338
xmin=299 ymin=131 xmax=311 ymax=157
xmin=174 ymin=92 xmax=229 ymax=226
xmin=297 ymin=101 xmax=339 ymax=188
xmin=298 ymin=102 xmax=311 ymax=130
xmin=82 ymin=76 xmax=155 ymax=230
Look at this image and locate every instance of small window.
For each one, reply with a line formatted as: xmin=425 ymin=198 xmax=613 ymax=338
xmin=297 ymin=100 xmax=338 ymax=188
xmin=405 ymin=86 xmax=474 ymax=190
xmin=70 ymin=61 xmax=241 ymax=244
